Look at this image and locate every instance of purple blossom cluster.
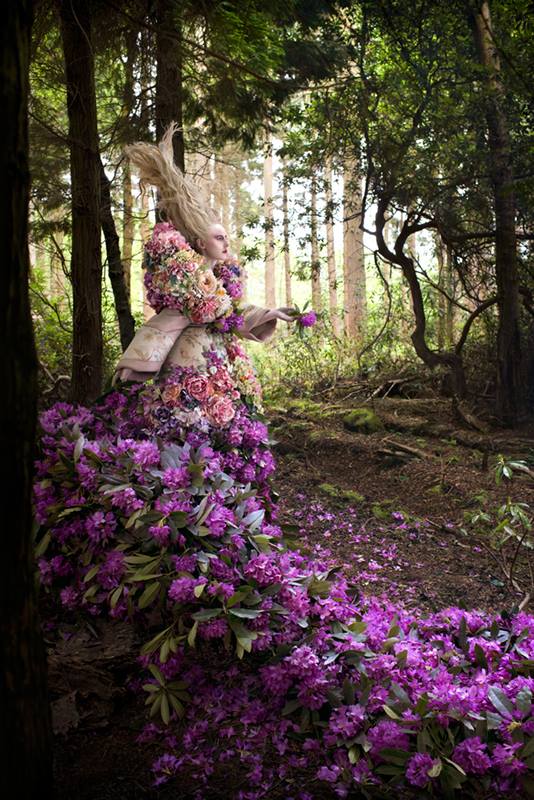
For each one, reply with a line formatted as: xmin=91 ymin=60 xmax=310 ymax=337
xmin=32 ymin=370 xmax=534 ymax=798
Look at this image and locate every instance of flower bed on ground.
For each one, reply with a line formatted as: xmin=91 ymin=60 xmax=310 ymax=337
xmin=34 ymin=396 xmax=534 ymax=799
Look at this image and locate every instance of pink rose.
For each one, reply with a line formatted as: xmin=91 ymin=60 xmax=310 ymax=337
xmin=196 ymin=268 xmax=218 ymax=297
xmin=205 ymin=395 xmax=236 ymax=427
xmin=184 ymin=374 xmax=212 ymax=401
xmin=190 ymin=297 xmax=218 ymax=323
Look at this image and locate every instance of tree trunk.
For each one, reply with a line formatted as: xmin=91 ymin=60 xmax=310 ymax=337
xmin=59 ymin=0 xmax=103 ymax=403
xmin=0 ymin=1 xmax=53 ymax=793
xmin=471 ymin=1 xmax=522 ymax=425
xmin=263 ymin=139 xmax=276 ymax=307
xmin=140 ymin=183 xmax=153 ymax=321
xmin=375 ymin=197 xmax=467 ymax=396
xmin=343 ymin=163 xmax=366 ymax=338
xmin=310 ymin=176 xmax=322 ymax=311
xmin=156 ymin=0 xmax=184 ymax=172
xmin=281 ymin=164 xmax=292 ymax=307
xmin=325 ymin=157 xmax=340 ymax=336
xmin=99 ymin=159 xmax=135 ymax=351
xmin=121 ymin=27 xmax=137 ymax=296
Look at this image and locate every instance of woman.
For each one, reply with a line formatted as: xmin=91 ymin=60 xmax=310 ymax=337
xmin=34 ymin=124 xmax=314 ymax=631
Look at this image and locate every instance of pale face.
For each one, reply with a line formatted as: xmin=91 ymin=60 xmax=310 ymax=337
xmin=196 ymin=223 xmax=229 ymax=262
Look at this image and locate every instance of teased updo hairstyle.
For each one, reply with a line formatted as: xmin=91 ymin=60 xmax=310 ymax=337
xmin=123 ymin=121 xmax=219 ymax=251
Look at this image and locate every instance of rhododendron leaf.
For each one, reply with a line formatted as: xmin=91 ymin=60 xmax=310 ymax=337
xmin=521 ymin=736 xmax=534 ymax=759
xmin=130 ymin=572 xmax=163 ymax=582
xmin=124 ymin=553 xmax=158 ymax=564
xmin=149 ymin=693 xmax=162 ymax=718
xmin=35 ymin=532 xmax=50 ymax=558
xmin=168 ymin=693 xmax=185 ymax=718
xmin=187 ymin=621 xmax=198 ymax=647
xmin=169 ymin=511 xmax=188 ymax=529
xmin=516 ymin=688 xmax=532 ymax=715
xmin=251 ymin=534 xmax=272 ymax=552
xmin=228 ymin=608 xmax=260 ymax=619
xmin=125 ymin=508 xmax=145 ymax=529
xmin=236 ymin=642 xmax=245 ymax=659
xmin=57 ymin=506 xmax=82 ymax=519
xmin=160 ymin=694 xmax=170 ymax=725
xmin=141 ymin=625 xmax=173 ymax=655
xmin=442 ymin=757 xmax=466 ymax=776
xmin=228 ymin=618 xmax=256 ymax=640
xmin=192 ymin=608 xmax=222 ymax=621
xmin=379 ymin=748 xmax=410 ymax=765
xmin=139 ymin=581 xmax=161 ymax=610
xmin=342 ymin=679 xmax=355 ymax=705
xmin=391 ymin=683 xmax=410 ymax=705
xmin=474 ymin=643 xmax=488 ymax=669
xmin=139 ymin=511 xmax=164 ymax=524
xmin=261 ymin=583 xmax=282 ymax=597
xmin=242 ymin=513 xmax=264 ymax=534
xmin=83 ymin=565 xmax=100 ymax=583
xmin=159 ymin=638 xmax=170 ymax=663
xmin=227 ymin=589 xmax=252 ymax=608
xmin=382 ymin=704 xmax=401 ymax=720
xmin=488 ymin=686 xmax=514 ymax=718
xmin=193 ymin=583 xmax=205 ymax=598
xmin=142 ymin=683 xmax=159 ymax=693
xmin=326 ymin=689 xmax=342 ymax=708
xmin=348 ymin=745 xmax=360 ymax=764
xmin=307 ymin=579 xmax=331 ymax=597
xmin=485 ymin=710 xmax=503 ymax=729
xmin=83 ymin=584 xmax=98 ymax=601
xmin=428 ymin=759 xmax=443 ymax=778
xmin=109 ymin=584 xmax=123 ymax=608
xmin=376 ymin=764 xmax=403 ymax=775
xmin=414 ymin=693 xmax=429 ymax=716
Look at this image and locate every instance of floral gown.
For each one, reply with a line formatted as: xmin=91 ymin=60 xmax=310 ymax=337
xmin=34 ymin=223 xmax=306 ymax=636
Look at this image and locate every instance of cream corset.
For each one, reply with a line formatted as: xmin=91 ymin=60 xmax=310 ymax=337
xmin=162 ymin=325 xmax=216 ymax=370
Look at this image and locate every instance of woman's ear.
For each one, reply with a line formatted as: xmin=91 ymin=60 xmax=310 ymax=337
xmin=196 ymin=237 xmax=205 ymax=252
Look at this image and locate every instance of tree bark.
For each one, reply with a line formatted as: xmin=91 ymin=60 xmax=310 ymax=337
xmin=310 ymin=175 xmax=322 ymax=311
xmin=471 ymin=1 xmax=522 ymax=425
xmin=99 ymin=159 xmax=135 ymax=351
xmin=263 ymin=139 xmax=276 ymax=307
xmin=325 ymin=157 xmax=341 ymax=336
xmin=375 ymin=197 xmax=467 ymax=396
xmin=59 ymin=0 xmax=103 ymax=403
xmin=343 ymin=162 xmax=366 ymax=338
xmin=121 ymin=26 xmax=137 ymax=296
xmin=0 ymin=1 xmax=53 ymax=794
xmin=282 ymin=163 xmax=292 ymax=307
xmin=156 ymin=0 xmax=184 ymax=172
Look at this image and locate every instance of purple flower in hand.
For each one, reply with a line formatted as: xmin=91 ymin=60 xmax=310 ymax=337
xmin=298 ymin=311 xmax=317 ymax=328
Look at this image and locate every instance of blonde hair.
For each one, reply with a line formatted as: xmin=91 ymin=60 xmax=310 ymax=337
xmin=123 ymin=121 xmax=219 ymax=248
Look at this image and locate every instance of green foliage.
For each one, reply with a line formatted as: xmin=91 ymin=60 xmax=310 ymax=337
xmin=30 ymin=264 xmax=129 ymax=399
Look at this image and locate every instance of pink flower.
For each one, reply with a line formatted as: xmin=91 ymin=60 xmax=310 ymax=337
xmin=184 ymin=375 xmax=212 ymax=401
xmin=205 ymin=395 xmax=235 ymax=427
xmin=190 ymin=297 xmax=219 ymax=323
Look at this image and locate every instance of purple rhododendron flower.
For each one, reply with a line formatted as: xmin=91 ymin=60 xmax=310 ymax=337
xmin=298 ymin=310 xmax=317 ymax=327
xmin=453 ymin=737 xmax=492 ymax=775
xmin=405 ymin=753 xmax=438 ymax=787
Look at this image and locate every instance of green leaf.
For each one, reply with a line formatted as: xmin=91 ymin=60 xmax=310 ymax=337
xmin=138 ymin=581 xmax=160 ymax=609
xmin=148 ymin=664 xmax=165 ymax=686
xmin=488 ymin=686 xmax=514 ymax=718
xmin=229 ymin=607 xmax=261 ymax=619
xmin=160 ymin=693 xmax=170 ymax=725
xmin=187 ymin=621 xmax=198 ymax=647
xmin=35 ymin=531 xmax=51 ymax=558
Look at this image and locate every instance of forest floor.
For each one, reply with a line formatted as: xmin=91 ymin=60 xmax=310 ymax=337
xmin=52 ymin=388 xmax=534 ymax=799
